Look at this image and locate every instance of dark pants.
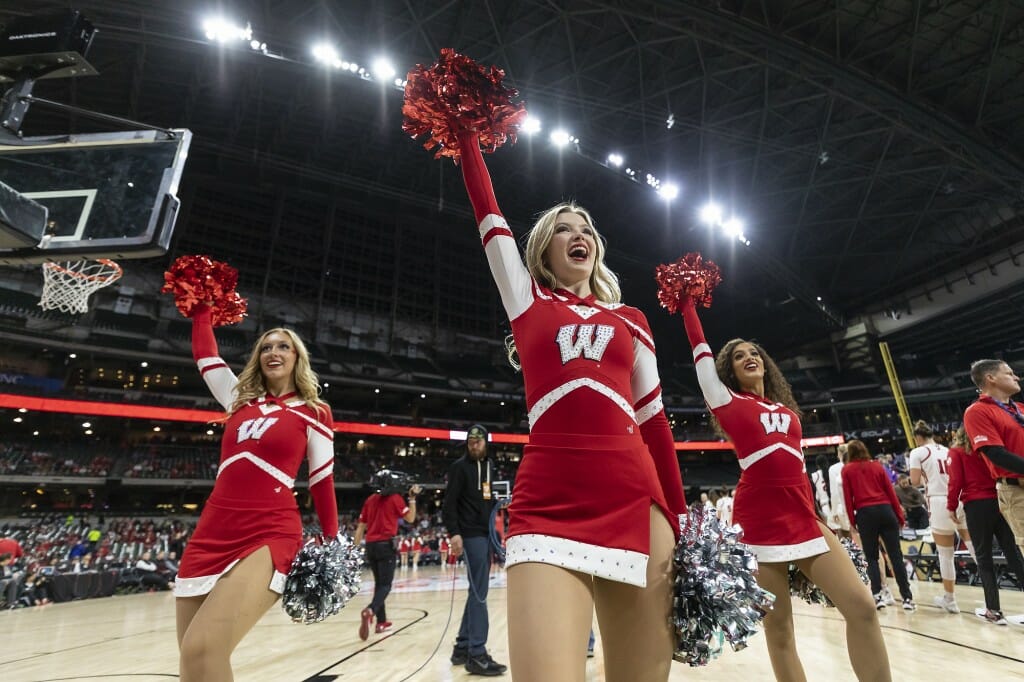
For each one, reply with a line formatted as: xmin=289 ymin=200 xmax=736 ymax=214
xmin=855 ymin=504 xmax=913 ymax=600
xmin=964 ymin=497 xmax=1024 ymax=611
xmin=905 ymin=505 xmax=929 ymax=530
xmin=365 ymin=540 xmax=397 ymax=622
xmin=455 ymin=535 xmax=491 ymax=657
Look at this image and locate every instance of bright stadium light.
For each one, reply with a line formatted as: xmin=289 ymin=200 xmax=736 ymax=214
xmin=202 ymin=17 xmax=251 ymax=43
xmin=699 ymin=202 xmax=723 ymax=226
xmin=521 ymin=116 xmax=542 ymax=135
xmin=607 ymin=153 xmax=624 ymax=167
xmin=550 ymin=129 xmax=572 ymax=147
xmin=312 ymin=42 xmax=341 ymax=66
xmin=658 ymin=183 xmax=680 ymax=201
xmin=722 ymin=217 xmax=745 ymax=238
xmin=371 ymin=57 xmax=396 ymax=81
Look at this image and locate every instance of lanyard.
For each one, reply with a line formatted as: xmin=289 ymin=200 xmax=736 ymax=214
xmin=986 ymin=396 xmax=1024 ymax=429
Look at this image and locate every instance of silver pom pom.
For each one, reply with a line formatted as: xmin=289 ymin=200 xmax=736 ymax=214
xmin=282 ymin=535 xmax=364 ymax=624
xmin=672 ymin=503 xmax=775 ymax=666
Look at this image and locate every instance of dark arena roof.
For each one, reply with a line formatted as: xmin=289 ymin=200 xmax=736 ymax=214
xmin=2 ymin=0 xmax=1024 ymax=411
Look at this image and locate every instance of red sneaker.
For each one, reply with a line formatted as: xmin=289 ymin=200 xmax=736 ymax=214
xmin=375 ymin=621 xmax=393 ymax=634
xmin=358 ymin=608 xmax=373 ymax=641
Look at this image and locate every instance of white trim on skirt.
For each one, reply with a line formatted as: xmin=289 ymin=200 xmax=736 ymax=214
xmin=173 ymin=559 xmax=287 ymax=598
xmin=505 ymin=533 xmax=649 ymax=587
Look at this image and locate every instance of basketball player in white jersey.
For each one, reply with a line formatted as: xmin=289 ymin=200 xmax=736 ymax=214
xmin=908 ymin=420 xmax=974 ymax=613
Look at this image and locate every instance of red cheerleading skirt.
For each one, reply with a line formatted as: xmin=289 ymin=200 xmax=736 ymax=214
xmin=175 ymin=492 xmax=303 ymax=597
xmin=508 ymin=433 xmax=678 ymax=555
xmin=733 ymin=473 xmax=828 ymax=563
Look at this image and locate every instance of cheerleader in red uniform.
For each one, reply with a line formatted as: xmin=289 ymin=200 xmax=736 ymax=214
xmin=411 ymin=535 xmax=422 ymax=570
xmin=439 ymin=533 xmax=451 ymax=568
xmin=679 ymin=297 xmax=891 ymax=681
xmin=175 ymin=305 xmax=339 ymax=681
xmin=398 ymin=536 xmax=411 ymax=570
xmin=454 ymin=131 xmax=686 ymax=682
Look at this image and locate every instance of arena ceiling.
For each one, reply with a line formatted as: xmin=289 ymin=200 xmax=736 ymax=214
xmin=3 ymin=0 xmax=1024 ymax=396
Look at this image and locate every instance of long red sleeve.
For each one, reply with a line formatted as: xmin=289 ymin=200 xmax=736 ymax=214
xmin=842 ymin=461 xmax=904 ymax=526
xmin=681 ymin=297 xmax=707 ymax=349
xmin=191 ymin=305 xmax=217 ymax=360
xmin=639 ymin=408 xmax=687 ymax=515
xmin=308 ymin=410 xmax=339 ymax=538
xmin=947 ymin=447 xmax=966 ymax=512
xmin=457 ymin=132 xmax=503 ymax=222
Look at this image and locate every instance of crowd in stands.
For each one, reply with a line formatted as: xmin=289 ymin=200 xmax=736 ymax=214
xmin=0 ymin=503 xmax=466 ymax=609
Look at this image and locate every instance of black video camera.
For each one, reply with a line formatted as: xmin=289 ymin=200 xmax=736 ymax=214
xmin=369 ymin=469 xmax=418 ymax=496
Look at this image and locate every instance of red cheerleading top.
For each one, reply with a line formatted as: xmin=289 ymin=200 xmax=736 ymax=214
xmin=454 ymin=131 xmax=684 ymax=587
xmin=191 ymin=307 xmax=339 ymax=537
xmin=358 ymin=493 xmax=408 ymax=543
xmin=680 ymin=299 xmax=828 ymax=562
xmin=963 ymin=395 xmax=1024 ymax=480
xmin=841 ymin=460 xmax=904 ymax=526
xmin=946 ymin=445 xmax=996 ymax=510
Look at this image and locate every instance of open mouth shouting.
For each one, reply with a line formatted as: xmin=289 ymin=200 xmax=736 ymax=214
xmin=568 ymin=243 xmax=589 ymax=263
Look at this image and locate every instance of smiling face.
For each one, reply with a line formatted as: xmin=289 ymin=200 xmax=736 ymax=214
xmin=543 ymin=210 xmax=596 ymax=292
xmin=729 ymin=341 xmax=765 ymax=392
xmin=259 ymin=331 xmax=298 ymax=392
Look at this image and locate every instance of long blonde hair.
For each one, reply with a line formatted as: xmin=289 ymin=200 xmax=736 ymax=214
xmin=524 ymin=202 xmax=621 ymax=303
xmin=230 ymin=327 xmax=328 ymax=418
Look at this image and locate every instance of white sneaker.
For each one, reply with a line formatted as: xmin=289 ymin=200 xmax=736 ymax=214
xmin=881 ymin=586 xmax=896 ymax=606
xmin=902 ymin=598 xmax=917 ymax=612
xmin=933 ymin=594 xmax=960 ymax=613
xmin=873 ymin=592 xmax=886 ymax=610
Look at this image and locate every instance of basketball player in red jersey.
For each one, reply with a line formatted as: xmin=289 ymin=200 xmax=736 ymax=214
xmin=175 ymin=305 xmax=339 ymax=681
xmin=453 ymin=130 xmax=686 ymax=682
xmin=679 ymin=297 xmax=891 ymax=681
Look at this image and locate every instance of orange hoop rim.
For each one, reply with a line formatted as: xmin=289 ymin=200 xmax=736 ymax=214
xmin=41 ymin=258 xmax=123 ymax=283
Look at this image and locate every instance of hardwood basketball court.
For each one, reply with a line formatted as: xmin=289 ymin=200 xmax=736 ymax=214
xmin=3 ymin=565 xmax=1022 ymax=681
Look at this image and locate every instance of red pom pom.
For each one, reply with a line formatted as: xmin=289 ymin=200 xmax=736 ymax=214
xmin=655 ymin=253 xmax=723 ymax=313
xmin=402 ymin=48 xmax=527 ymax=161
xmin=162 ymin=255 xmax=248 ymax=327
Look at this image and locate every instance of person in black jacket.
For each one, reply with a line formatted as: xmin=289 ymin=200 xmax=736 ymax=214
xmin=443 ymin=424 xmax=507 ymax=677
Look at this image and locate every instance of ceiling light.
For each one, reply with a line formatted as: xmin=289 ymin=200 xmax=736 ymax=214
xmin=699 ymin=202 xmax=723 ymax=226
xmin=658 ymin=183 xmax=680 ymax=201
xmin=550 ymin=129 xmax=572 ymax=147
xmin=521 ymin=116 xmax=541 ymax=135
xmin=371 ymin=57 xmax=396 ymax=81
xmin=722 ymin=217 xmax=744 ymax=238
xmin=202 ymin=18 xmax=251 ymax=43
xmin=312 ymin=43 xmax=340 ymax=66
xmin=607 ymin=153 xmax=623 ymax=167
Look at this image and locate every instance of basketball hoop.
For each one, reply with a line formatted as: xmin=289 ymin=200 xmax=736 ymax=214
xmin=39 ymin=259 xmax=123 ymax=314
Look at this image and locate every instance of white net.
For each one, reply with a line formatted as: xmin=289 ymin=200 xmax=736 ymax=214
xmin=39 ymin=259 xmax=123 ymax=314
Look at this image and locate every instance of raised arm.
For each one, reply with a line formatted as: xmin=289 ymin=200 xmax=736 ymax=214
xmin=191 ymin=306 xmax=238 ymax=410
xmin=681 ymin=297 xmax=731 ymax=409
xmin=304 ymin=407 xmax=339 ymax=537
xmin=456 ymin=131 xmax=535 ymax=321
xmin=629 ymin=311 xmax=686 ymax=515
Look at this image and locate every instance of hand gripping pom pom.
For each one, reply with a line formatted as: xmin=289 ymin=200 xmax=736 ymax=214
xmin=282 ymin=536 xmax=364 ymax=624
xmin=672 ymin=502 xmax=775 ymax=666
xmin=655 ymin=253 xmax=722 ymax=313
xmin=788 ymin=537 xmax=870 ymax=606
xmin=161 ymin=255 xmax=248 ymax=327
xmin=402 ymin=48 xmax=527 ymax=161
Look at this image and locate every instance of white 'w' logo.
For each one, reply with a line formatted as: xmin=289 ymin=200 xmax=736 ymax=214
xmin=555 ymin=324 xmax=615 ymax=364
xmin=237 ymin=417 xmax=278 ymax=443
xmin=759 ymin=412 xmax=791 ymax=435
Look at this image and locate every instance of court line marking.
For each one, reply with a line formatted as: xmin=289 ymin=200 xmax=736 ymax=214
xmin=301 ymin=608 xmax=431 ymax=681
